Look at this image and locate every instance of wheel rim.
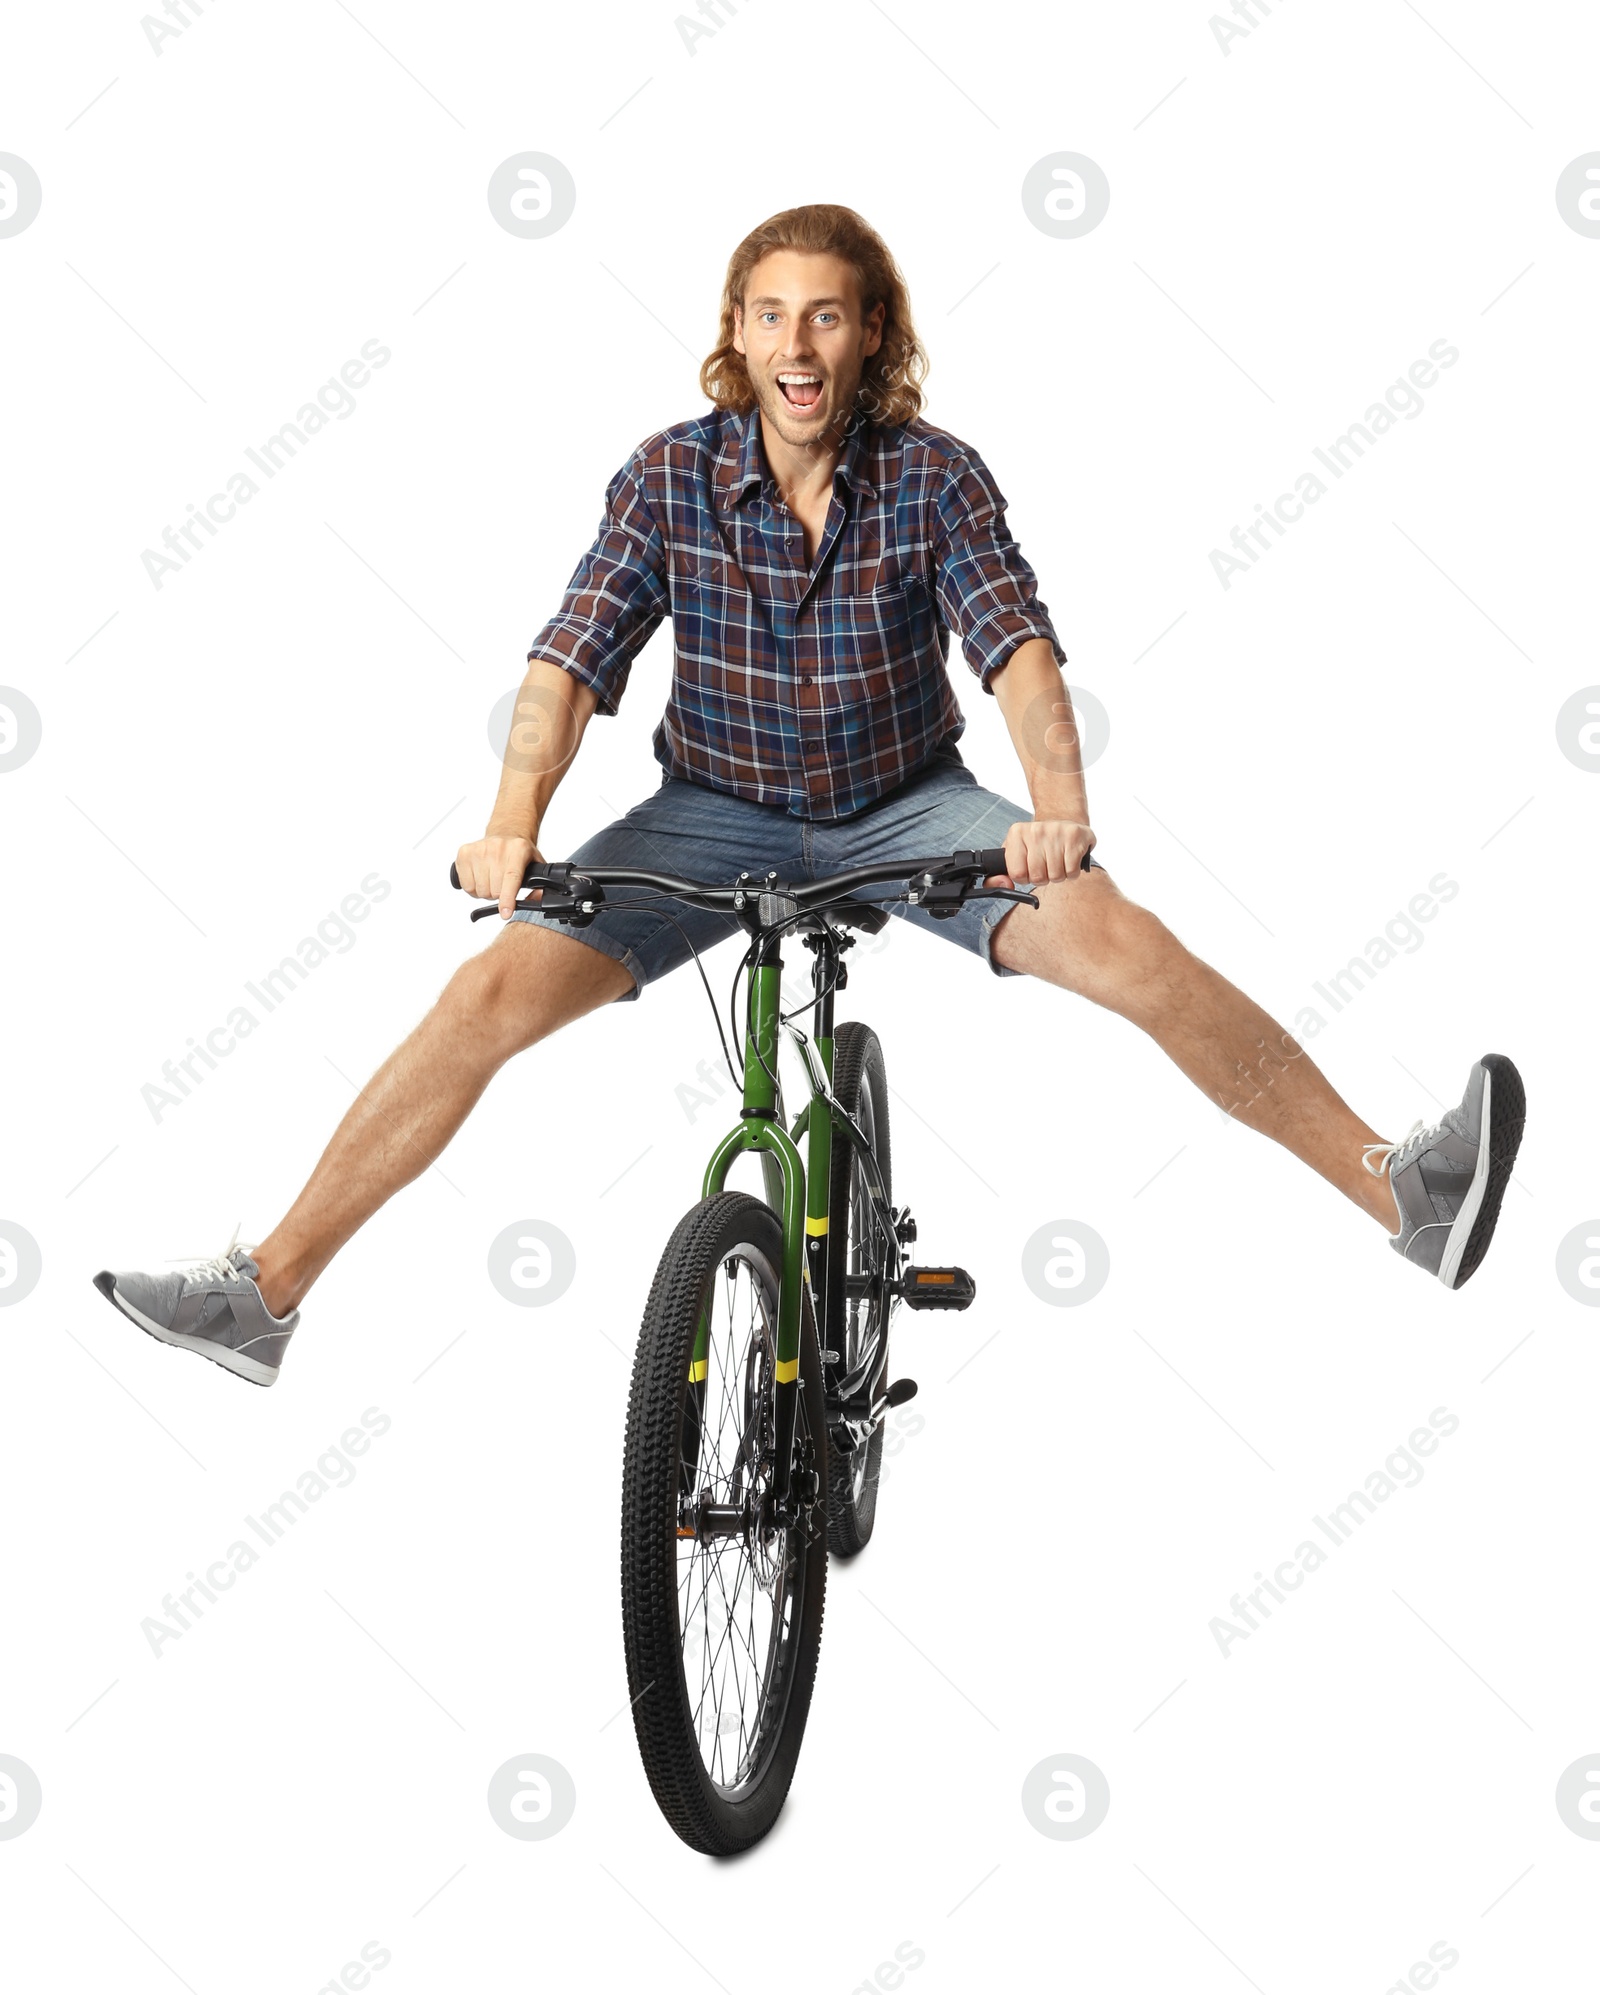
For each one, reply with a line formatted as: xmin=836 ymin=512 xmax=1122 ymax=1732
xmin=676 ymin=1242 xmax=809 ymax=1798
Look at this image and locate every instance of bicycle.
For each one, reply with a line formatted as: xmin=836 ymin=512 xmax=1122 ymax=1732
xmin=452 ymin=844 xmax=1067 ymax=1853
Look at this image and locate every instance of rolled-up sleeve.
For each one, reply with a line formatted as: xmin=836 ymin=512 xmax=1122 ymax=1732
xmin=526 ymin=456 xmax=669 ymax=715
xmin=932 ymin=448 xmax=1066 ymax=693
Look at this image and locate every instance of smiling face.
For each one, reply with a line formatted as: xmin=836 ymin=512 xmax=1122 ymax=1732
xmin=731 ymin=249 xmax=886 ymax=451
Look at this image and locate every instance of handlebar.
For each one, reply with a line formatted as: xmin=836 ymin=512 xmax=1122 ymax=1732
xmin=448 ymin=847 xmax=1010 ymax=898
xmin=449 ymin=847 xmax=1092 ymax=928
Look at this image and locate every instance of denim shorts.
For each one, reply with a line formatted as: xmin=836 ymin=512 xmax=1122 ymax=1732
xmin=509 ymin=741 xmax=1041 ymax=1001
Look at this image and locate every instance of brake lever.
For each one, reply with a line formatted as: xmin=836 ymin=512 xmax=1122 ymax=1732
xmin=913 ymin=845 xmax=1094 ymax=919
xmin=969 ymin=885 xmax=1041 ymax=910
xmin=458 ymin=862 xmax=605 ymax=926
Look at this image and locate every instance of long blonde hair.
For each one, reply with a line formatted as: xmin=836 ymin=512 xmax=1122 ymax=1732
xmin=699 ymin=204 xmax=928 ymax=429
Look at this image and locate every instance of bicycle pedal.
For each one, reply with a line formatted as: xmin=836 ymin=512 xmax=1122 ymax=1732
xmin=897 ymin=1266 xmax=976 ymax=1310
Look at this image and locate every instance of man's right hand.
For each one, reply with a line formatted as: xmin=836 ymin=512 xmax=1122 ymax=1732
xmin=455 ymin=833 xmax=542 ymax=920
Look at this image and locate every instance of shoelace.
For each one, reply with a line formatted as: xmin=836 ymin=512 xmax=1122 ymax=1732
xmin=167 ymin=1220 xmax=257 ymax=1286
xmin=1361 ymin=1119 xmax=1443 ymax=1179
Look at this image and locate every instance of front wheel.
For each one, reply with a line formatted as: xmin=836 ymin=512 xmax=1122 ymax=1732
xmin=621 ymin=1191 xmax=828 ymax=1855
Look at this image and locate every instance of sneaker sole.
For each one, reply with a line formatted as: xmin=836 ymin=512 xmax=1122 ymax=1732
xmin=1439 ymin=1054 xmax=1526 ymax=1291
xmin=91 ymin=1272 xmax=280 ymax=1387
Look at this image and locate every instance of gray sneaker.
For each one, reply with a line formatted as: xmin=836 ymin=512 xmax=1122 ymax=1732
xmin=1363 ymin=1054 xmax=1525 ymax=1289
xmin=92 ymin=1227 xmax=299 ymax=1386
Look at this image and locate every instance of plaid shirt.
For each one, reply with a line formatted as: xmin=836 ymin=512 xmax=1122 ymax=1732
xmin=528 ymin=406 xmax=1065 ymax=821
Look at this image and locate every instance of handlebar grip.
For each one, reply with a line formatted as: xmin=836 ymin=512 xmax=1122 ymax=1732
xmin=972 ymin=846 xmax=1095 ymax=879
xmin=449 ymin=860 xmax=558 ymax=896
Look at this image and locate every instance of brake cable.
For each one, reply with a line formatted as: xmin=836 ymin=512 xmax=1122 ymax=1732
xmin=512 ymin=867 xmax=1020 ymax=1104
xmin=522 ymin=881 xmax=746 ymax=1092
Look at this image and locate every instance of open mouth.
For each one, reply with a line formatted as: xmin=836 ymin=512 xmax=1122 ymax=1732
xmin=776 ymin=372 xmax=824 ymax=411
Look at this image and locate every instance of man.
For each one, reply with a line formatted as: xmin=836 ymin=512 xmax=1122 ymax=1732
xmin=93 ymin=204 xmax=1525 ymax=1386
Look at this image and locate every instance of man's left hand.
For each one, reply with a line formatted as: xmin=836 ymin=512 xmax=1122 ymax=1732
xmin=987 ymin=820 xmax=1097 ymax=888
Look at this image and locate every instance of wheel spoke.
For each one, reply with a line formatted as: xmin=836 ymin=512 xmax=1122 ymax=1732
xmin=673 ymin=1237 xmax=809 ymax=1794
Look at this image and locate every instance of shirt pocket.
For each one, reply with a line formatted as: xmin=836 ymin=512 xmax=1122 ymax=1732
xmin=667 ymin=530 xmax=766 ymax=674
xmin=812 ymin=580 xmax=939 ymax=701
xmin=668 ymin=527 xmax=748 ymax=602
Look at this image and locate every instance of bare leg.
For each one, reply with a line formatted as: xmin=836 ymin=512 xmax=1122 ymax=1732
xmin=250 ymin=923 xmax=635 ymax=1316
xmin=992 ymin=867 xmax=1398 ymax=1230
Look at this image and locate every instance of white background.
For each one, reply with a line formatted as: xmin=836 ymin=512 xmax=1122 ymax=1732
xmin=3 ymin=1 xmax=1597 ymax=1989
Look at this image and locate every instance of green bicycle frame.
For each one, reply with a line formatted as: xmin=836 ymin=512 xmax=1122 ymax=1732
xmin=696 ymin=927 xmax=844 ymax=1503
